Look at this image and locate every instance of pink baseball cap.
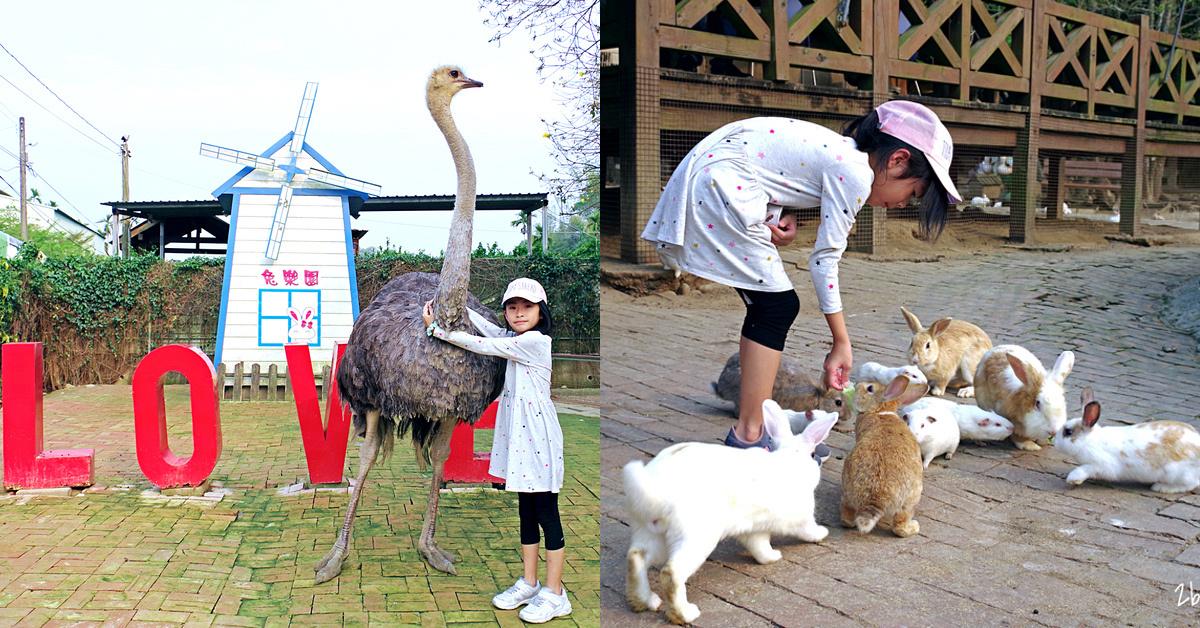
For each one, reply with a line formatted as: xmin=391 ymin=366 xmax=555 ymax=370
xmin=875 ymin=101 xmax=962 ymax=203
xmin=502 ymin=277 xmax=548 ymax=305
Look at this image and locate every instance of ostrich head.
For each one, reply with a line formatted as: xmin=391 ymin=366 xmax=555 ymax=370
xmin=426 ymin=65 xmax=483 ymax=112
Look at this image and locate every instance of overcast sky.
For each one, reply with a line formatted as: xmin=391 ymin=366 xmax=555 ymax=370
xmin=0 ymin=1 xmax=567 ymax=255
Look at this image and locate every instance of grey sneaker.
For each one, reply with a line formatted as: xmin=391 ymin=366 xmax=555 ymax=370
xmin=493 ymin=577 xmax=540 ymax=610
xmin=724 ymin=426 xmax=772 ymax=450
xmin=518 ymin=585 xmax=572 ymax=623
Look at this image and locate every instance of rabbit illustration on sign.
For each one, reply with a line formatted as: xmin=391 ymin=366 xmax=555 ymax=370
xmin=288 ymin=306 xmax=317 ymax=342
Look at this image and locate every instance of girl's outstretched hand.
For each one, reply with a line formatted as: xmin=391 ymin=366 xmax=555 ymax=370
xmin=421 ymin=300 xmax=435 ymax=328
xmin=823 ymin=341 xmax=852 ymax=391
xmin=768 ymin=213 xmax=798 ymax=247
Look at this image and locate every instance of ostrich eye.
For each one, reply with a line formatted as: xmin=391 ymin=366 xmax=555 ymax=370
xmin=450 ymin=70 xmax=460 ymax=78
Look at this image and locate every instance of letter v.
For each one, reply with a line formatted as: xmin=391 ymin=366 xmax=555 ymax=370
xmin=285 ymin=343 xmax=351 ymax=484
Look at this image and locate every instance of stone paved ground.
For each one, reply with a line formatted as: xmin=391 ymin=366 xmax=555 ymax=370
xmin=600 ymin=245 xmax=1200 ymax=627
xmin=0 ymin=386 xmax=600 ymax=627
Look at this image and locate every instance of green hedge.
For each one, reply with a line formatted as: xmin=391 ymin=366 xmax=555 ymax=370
xmin=0 ymin=245 xmax=597 ymax=392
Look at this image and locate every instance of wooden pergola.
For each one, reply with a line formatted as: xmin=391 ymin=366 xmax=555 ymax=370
xmin=601 ymin=0 xmax=1200 ymax=262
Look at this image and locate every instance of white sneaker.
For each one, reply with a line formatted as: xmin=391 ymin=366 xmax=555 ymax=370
xmin=493 ymin=577 xmax=541 ymax=610
xmin=518 ymin=585 xmax=572 ymax=623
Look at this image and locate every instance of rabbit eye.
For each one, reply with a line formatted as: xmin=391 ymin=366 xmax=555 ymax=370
xmin=1035 ymin=400 xmax=1042 ymax=410
xmin=835 ymin=399 xmax=843 ymax=406
xmin=1064 ymin=428 xmax=1072 ymax=437
xmin=925 ymin=342 xmax=931 ymax=349
xmin=866 ymin=385 xmax=875 ymax=393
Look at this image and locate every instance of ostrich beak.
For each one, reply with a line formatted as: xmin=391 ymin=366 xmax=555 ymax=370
xmin=458 ymin=77 xmax=484 ymax=89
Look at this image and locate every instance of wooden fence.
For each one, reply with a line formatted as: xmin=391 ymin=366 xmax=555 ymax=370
xmin=601 ymin=0 xmax=1200 ymax=259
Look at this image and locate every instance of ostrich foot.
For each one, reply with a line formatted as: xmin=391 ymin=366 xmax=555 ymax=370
xmin=314 ymin=545 xmax=348 ymax=584
xmin=420 ymin=538 xmax=458 ymax=575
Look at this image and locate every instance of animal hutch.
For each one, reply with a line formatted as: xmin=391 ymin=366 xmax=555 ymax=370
xmin=601 ymin=0 xmax=1200 ymax=261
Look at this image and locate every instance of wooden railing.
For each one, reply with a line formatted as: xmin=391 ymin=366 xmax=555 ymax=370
xmin=659 ymin=0 xmax=1199 ymax=126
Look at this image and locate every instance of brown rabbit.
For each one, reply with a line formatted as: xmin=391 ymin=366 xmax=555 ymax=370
xmin=841 ymin=375 xmax=928 ymax=537
xmin=711 ymin=353 xmax=852 ymax=424
xmin=901 ymin=307 xmax=992 ymax=398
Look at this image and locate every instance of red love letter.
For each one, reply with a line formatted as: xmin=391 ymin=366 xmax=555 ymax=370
xmin=2 ymin=343 xmax=95 ymax=490
xmin=132 ymin=345 xmax=221 ymax=488
xmin=285 ymin=343 xmax=351 ymax=484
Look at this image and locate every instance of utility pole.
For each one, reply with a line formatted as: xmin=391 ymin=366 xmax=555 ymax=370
xmin=18 ymin=117 xmax=27 ymax=240
xmin=120 ymin=136 xmax=131 ymax=258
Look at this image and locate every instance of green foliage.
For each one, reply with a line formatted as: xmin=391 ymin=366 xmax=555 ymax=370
xmin=0 ymin=205 xmax=98 ymax=260
xmin=0 ymin=248 xmax=226 ymax=391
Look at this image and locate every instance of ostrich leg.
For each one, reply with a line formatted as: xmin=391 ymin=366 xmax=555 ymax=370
xmin=418 ymin=422 xmax=459 ymax=574
xmin=314 ymin=409 xmax=381 ymax=584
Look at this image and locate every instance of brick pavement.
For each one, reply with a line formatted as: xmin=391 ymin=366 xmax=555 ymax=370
xmin=601 ymin=245 xmax=1200 ymax=627
xmin=0 ymin=386 xmax=600 ymax=627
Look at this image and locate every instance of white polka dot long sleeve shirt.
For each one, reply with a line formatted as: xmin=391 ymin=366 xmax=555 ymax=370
xmin=640 ymin=117 xmax=875 ymax=314
xmin=429 ymin=309 xmax=564 ymax=493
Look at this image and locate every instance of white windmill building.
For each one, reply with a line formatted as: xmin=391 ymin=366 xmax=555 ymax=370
xmin=203 ymin=82 xmax=380 ymax=368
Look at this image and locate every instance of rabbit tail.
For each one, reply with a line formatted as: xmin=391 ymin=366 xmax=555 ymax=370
xmin=623 ymin=461 xmax=669 ymax=534
xmin=855 ymin=503 xmax=885 ymax=534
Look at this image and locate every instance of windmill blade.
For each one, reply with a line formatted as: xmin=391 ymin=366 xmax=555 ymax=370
xmin=264 ymin=185 xmax=294 ymax=261
xmin=290 ymin=82 xmax=319 ymax=154
xmin=306 ymin=167 xmax=382 ymax=196
xmin=200 ymin=143 xmax=276 ymax=170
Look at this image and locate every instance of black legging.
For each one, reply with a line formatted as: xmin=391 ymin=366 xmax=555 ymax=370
xmin=518 ymin=492 xmax=565 ymax=551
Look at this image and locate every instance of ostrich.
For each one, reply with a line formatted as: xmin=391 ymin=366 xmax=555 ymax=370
xmin=313 ymin=65 xmax=506 ymax=583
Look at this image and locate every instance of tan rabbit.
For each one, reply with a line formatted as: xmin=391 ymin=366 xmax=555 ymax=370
xmin=901 ymin=307 xmax=993 ymax=397
xmin=841 ymin=375 xmax=928 ymax=537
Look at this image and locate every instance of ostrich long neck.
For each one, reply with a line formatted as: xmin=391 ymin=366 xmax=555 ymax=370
xmin=430 ymin=98 xmax=475 ymax=324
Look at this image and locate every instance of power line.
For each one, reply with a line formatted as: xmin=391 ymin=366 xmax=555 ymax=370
xmin=0 ymin=71 xmax=115 ymax=153
xmin=0 ymin=42 xmax=118 ymax=149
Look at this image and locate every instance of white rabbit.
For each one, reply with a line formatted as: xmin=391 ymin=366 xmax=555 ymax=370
xmin=1054 ymin=388 xmax=1200 ymax=493
xmin=624 ymin=401 xmax=837 ymax=625
xmin=856 ymin=362 xmax=927 ymax=387
xmin=901 ymin=397 xmax=1014 ymax=441
xmin=287 ymin=306 xmax=317 ymax=342
xmin=974 ymin=345 xmax=1074 ymax=451
xmin=901 ymin=402 xmax=960 ymax=468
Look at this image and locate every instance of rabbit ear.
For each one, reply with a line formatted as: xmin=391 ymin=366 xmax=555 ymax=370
xmin=302 ymin=307 xmax=314 ymax=320
xmin=882 ymin=375 xmax=911 ymax=400
xmin=1082 ymin=401 xmax=1101 ymax=428
xmin=1080 ymin=386 xmax=1095 ymax=409
xmin=761 ymin=399 xmax=793 ymax=441
xmin=289 ymin=308 xmax=300 ymax=321
xmin=929 ymin=318 xmax=954 ymax=337
xmin=1050 ymin=351 xmax=1074 ymax=384
xmin=1006 ymin=353 xmax=1031 ymax=386
xmin=901 ymin=307 xmax=922 ymax=333
xmin=799 ymin=411 xmax=837 ymax=449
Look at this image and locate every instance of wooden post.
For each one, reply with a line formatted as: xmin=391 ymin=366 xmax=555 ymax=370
xmin=619 ymin=0 xmax=663 ymax=264
xmin=1052 ymin=156 xmax=1068 ymax=219
xmin=1119 ymin=16 xmax=1151 ymax=237
xmin=18 ymin=118 xmax=27 ymax=241
xmin=250 ymin=363 xmax=261 ymax=401
xmin=232 ymin=362 xmax=244 ymax=402
xmin=216 ymin=363 xmax=227 ymax=400
xmin=1011 ymin=0 xmax=1048 ymax=244
xmin=268 ymin=363 xmax=279 ymax=401
xmin=763 ymin=0 xmax=789 ymax=81
xmin=319 ymin=365 xmax=331 ymax=402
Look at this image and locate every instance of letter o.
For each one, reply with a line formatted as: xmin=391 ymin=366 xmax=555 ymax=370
xmin=132 ymin=345 xmax=222 ymax=488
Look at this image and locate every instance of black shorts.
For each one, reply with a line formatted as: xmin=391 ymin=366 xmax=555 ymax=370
xmin=735 ymin=288 xmax=800 ymax=352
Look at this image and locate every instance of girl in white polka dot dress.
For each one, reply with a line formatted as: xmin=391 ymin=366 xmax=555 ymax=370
xmin=642 ymin=101 xmax=962 ymax=450
xmin=422 ymin=277 xmax=571 ymax=623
